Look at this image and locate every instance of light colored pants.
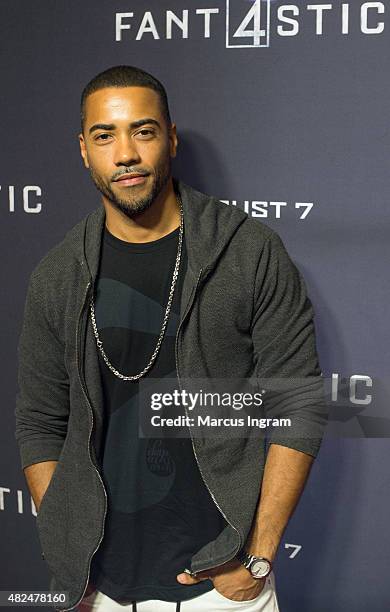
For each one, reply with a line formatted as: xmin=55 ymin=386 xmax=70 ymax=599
xmin=77 ymin=572 xmax=280 ymax=611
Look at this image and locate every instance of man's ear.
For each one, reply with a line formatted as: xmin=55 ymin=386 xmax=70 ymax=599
xmin=169 ymin=123 xmax=178 ymax=159
xmin=78 ymin=133 xmax=90 ymax=169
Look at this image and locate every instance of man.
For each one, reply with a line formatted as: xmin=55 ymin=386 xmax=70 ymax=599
xmin=15 ymin=65 xmax=327 ymax=612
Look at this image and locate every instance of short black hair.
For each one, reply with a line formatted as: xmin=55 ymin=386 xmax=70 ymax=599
xmin=80 ymin=65 xmax=172 ymax=132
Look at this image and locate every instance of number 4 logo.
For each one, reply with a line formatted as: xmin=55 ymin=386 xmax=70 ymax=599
xmin=226 ymin=0 xmax=271 ymax=49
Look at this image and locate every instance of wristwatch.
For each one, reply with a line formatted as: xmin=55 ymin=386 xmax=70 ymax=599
xmin=236 ymin=549 xmax=272 ymax=579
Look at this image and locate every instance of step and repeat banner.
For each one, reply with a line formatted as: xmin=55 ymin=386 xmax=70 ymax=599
xmin=1 ymin=1 xmax=389 ymax=611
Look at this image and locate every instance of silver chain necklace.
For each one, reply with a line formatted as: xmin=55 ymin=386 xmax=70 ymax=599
xmin=90 ymin=193 xmax=184 ymax=381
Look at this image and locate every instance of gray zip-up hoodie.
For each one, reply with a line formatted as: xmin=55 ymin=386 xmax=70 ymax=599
xmin=15 ymin=178 xmax=327 ymax=611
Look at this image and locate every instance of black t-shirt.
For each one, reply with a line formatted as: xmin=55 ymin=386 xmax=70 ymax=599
xmin=89 ymin=223 xmax=227 ymax=602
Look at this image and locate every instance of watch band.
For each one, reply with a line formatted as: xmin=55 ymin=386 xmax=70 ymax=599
xmin=236 ymin=548 xmax=254 ymax=569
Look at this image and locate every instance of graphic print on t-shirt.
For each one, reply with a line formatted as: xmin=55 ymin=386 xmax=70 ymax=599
xmin=93 ymin=278 xmax=177 ymax=513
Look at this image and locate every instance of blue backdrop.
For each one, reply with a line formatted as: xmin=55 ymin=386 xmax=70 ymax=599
xmin=2 ymin=1 xmax=389 ymax=610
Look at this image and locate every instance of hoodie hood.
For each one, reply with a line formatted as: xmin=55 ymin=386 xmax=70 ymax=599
xmin=80 ymin=177 xmax=248 ymax=284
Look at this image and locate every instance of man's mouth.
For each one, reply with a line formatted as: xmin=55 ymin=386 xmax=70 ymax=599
xmin=113 ymin=173 xmax=148 ymax=186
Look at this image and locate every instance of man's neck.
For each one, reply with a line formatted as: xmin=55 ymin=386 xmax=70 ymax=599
xmin=103 ymin=179 xmax=180 ymax=244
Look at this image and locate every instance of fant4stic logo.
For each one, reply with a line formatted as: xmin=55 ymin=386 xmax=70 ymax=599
xmin=115 ymin=1 xmax=385 ymax=46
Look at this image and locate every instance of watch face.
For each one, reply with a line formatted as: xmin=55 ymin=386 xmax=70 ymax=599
xmin=251 ymin=559 xmax=270 ymax=578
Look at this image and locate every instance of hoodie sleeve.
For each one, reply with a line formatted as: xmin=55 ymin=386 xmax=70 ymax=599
xmin=15 ymin=270 xmax=70 ymax=470
xmin=250 ymin=229 xmax=328 ymax=458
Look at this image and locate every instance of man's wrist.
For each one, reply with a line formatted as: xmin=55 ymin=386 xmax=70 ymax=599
xmin=245 ymin=530 xmax=278 ymax=563
xmin=246 ymin=549 xmax=276 ymax=564
xmin=236 ymin=549 xmax=273 ymax=579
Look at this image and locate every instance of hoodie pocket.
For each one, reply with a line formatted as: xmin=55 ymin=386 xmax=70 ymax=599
xmin=36 ymin=463 xmax=59 ymax=518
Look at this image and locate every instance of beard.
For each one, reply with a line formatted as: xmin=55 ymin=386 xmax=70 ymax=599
xmin=89 ymin=154 xmax=171 ymax=219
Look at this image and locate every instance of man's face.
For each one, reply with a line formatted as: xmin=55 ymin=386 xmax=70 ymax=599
xmin=79 ymin=86 xmax=177 ymax=219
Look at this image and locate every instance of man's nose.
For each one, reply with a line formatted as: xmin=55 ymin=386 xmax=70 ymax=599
xmin=114 ymin=134 xmax=141 ymax=166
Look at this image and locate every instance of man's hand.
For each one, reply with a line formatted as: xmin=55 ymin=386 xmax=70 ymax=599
xmin=24 ymin=460 xmax=58 ymax=513
xmin=176 ymin=559 xmax=266 ymax=602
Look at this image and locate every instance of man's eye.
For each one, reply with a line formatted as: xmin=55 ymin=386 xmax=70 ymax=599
xmin=137 ymin=129 xmax=155 ymax=138
xmin=95 ymin=134 xmax=111 ymax=141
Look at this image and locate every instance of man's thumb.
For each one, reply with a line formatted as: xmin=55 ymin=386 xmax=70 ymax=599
xmin=176 ymin=571 xmax=209 ymax=584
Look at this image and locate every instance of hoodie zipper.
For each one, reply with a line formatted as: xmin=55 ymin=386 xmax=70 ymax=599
xmin=174 ymin=268 xmax=242 ymax=576
xmin=62 ymin=265 xmax=240 ymax=608
xmin=61 ymin=279 xmax=108 ymax=612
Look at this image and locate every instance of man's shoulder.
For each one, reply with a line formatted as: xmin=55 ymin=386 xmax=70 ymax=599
xmin=203 ymin=189 xmax=280 ymax=249
xmin=29 ymin=208 xmax=95 ymax=289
